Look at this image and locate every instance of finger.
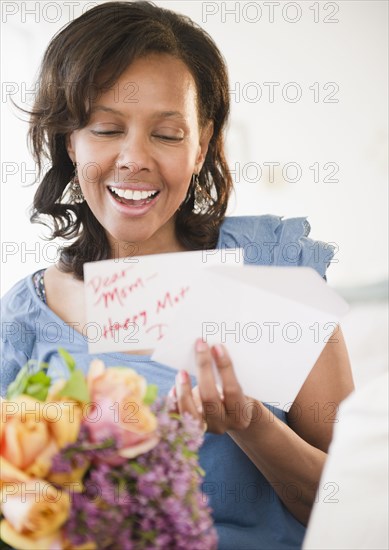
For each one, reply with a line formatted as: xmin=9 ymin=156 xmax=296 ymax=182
xmin=195 ymin=339 xmax=224 ymax=433
xmin=211 ymin=344 xmax=251 ymax=429
xmin=211 ymin=344 xmax=243 ymax=397
xmin=191 ymin=385 xmax=203 ymax=414
xmin=175 ymin=370 xmax=201 ymax=421
xmin=191 ymin=386 xmax=209 ymax=433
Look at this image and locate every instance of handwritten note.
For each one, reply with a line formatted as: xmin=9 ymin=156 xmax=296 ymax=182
xmin=83 ymin=250 xmax=243 ymax=353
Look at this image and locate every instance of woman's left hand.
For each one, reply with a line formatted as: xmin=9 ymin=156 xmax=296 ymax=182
xmin=167 ymin=339 xmax=254 ymax=434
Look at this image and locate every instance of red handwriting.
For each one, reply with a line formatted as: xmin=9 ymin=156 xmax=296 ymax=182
xmin=94 ymin=277 xmax=145 ymax=308
xmin=156 ymin=286 xmax=190 ymax=314
xmin=87 ymin=267 xmax=134 ymax=294
xmin=145 ymin=323 xmax=168 ymax=341
xmin=102 ymin=313 xmax=148 ymax=340
xmin=96 ymin=283 xmax=190 ymax=345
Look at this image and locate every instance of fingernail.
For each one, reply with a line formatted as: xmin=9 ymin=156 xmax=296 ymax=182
xmin=178 ymin=370 xmax=189 ymax=384
xmin=168 ymin=387 xmax=177 ymax=400
xmin=195 ymin=338 xmax=208 ymax=353
xmin=213 ymin=344 xmax=224 ymax=359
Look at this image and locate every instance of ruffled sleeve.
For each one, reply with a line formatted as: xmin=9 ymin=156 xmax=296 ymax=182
xmin=0 ymin=277 xmax=39 ymax=396
xmin=217 ymin=214 xmax=335 ymax=279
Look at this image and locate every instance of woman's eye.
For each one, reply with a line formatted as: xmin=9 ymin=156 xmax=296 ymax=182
xmin=90 ymin=129 xmax=122 ymax=136
xmin=153 ymin=135 xmax=183 ymax=142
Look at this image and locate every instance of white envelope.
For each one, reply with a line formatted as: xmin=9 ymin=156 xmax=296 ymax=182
xmin=152 ymin=265 xmax=349 ymax=410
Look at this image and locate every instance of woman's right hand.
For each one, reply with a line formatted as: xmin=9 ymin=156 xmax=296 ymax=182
xmin=167 ymin=339 xmax=254 ymax=435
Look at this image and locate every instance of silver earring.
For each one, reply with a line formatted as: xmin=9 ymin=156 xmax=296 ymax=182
xmin=193 ymin=174 xmax=212 ymax=214
xmin=69 ymin=166 xmax=85 ymax=204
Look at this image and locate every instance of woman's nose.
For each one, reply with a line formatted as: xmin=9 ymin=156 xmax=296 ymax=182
xmin=115 ymin=132 xmax=153 ymax=179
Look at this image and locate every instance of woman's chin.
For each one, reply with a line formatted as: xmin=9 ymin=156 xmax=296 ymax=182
xmin=106 ymin=230 xmax=157 ymax=258
xmin=105 ymin=219 xmax=176 ymax=258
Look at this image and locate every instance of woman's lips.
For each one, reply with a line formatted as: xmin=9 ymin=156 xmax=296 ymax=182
xmin=106 ymin=186 xmax=160 ymax=216
xmin=108 ymin=186 xmax=159 ymax=201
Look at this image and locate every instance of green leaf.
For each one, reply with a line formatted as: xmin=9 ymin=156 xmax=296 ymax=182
xmin=129 ymin=462 xmax=147 ymax=474
xmin=28 ymin=371 xmax=51 ymax=385
xmin=6 ymin=361 xmax=50 ymax=401
xmin=143 ymin=384 xmax=158 ymax=405
xmin=182 ymin=448 xmax=197 ymax=459
xmin=196 ymin=465 xmax=206 ymax=477
xmin=58 ymin=370 xmax=90 ymax=402
xmin=58 ymin=347 xmax=76 ymax=373
xmin=6 ymin=364 xmax=29 ymax=399
xmin=25 ymin=383 xmax=49 ymax=401
xmin=141 ymin=530 xmax=157 ymax=542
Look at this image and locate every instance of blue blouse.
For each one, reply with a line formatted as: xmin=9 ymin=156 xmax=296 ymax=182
xmin=1 ymin=215 xmax=334 ymax=550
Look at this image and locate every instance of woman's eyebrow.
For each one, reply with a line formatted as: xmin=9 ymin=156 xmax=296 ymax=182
xmin=151 ymin=111 xmax=187 ymax=121
xmin=90 ymin=106 xmax=123 ymax=115
xmin=90 ymin=106 xmax=187 ymax=121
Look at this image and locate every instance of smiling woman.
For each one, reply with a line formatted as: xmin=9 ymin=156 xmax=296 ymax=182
xmin=28 ymin=2 xmax=231 ymax=278
xmin=1 ymin=2 xmax=355 ymax=550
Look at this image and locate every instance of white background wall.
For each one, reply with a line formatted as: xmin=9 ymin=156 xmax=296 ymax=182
xmin=1 ymin=1 xmax=387 ymax=292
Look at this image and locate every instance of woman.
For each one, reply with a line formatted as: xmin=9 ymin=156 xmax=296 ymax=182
xmin=1 ymin=2 xmax=354 ymax=548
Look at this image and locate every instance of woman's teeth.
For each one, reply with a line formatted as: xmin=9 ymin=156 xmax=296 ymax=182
xmin=109 ymin=187 xmax=158 ymax=200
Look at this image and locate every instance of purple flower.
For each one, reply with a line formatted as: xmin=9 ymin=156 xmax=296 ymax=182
xmin=57 ymin=399 xmax=217 ymax=549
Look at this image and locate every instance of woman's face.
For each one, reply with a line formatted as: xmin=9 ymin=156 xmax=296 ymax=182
xmin=67 ymin=53 xmax=212 ymax=257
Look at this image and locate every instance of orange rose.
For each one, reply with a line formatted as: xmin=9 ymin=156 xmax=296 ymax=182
xmin=0 ymin=479 xmax=70 ymax=549
xmin=1 ymin=395 xmax=82 ymax=482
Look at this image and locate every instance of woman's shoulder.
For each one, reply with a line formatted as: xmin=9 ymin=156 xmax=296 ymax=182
xmin=217 ymin=214 xmax=336 ymax=279
xmin=1 ymin=271 xmax=45 ymax=342
xmin=1 ymin=272 xmax=39 ymax=317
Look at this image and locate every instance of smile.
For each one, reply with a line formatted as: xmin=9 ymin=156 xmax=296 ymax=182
xmin=107 ymin=185 xmax=161 ymax=215
xmin=108 ymin=186 xmax=159 ymax=201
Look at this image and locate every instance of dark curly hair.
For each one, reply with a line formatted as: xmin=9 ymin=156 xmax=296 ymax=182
xmin=29 ymin=1 xmax=232 ymax=279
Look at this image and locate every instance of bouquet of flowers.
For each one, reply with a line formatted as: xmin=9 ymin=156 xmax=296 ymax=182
xmin=0 ymin=349 xmax=217 ymax=550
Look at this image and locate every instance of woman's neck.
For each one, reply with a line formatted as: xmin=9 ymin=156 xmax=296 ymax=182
xmin=107 ymin=230 xmax=189 ymax=260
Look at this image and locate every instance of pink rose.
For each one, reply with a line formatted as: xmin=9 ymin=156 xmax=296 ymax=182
xmin=84 ymin=361 xmax=159 ymax=458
